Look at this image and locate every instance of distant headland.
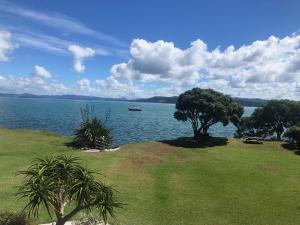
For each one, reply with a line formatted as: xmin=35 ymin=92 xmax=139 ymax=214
xmin=0 ymin=92 xmax=268 ymax=107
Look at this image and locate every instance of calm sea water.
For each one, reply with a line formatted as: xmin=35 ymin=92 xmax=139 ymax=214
xmin=0 ymin=97 xmax=255 ymax=145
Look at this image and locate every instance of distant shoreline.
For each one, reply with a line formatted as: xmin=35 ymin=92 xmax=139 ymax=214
xmin=0 ymin=93 xmax=268 ymax=107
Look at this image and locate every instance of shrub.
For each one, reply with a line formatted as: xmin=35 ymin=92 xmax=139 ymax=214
xmin=72 ymin=105 xmax=112 ymax=150
xmin=0 ymin=211 xmax=32 ymax=225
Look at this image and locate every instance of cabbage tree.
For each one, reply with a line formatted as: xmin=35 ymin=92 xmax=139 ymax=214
xmin=18 ymin=155 xmax=122 ymax=225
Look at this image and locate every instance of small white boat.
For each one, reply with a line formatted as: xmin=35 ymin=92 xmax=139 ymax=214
xmin=128 ymin=105 xmax=142 ymax=111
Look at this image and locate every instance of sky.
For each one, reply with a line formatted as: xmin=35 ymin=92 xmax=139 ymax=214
xmin=0 ymin=0 xmax=300 ymax=99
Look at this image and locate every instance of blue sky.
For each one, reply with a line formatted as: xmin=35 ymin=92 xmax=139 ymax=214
xmin=0 ymin=0 xmax=300 ymax=99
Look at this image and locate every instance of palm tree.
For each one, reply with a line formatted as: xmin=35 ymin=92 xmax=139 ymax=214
xmin=18 ymin=155 xmax=122 ymax=225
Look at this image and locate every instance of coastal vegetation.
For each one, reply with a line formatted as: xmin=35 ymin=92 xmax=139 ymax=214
xmin=236 ymin=99 xmax=300 ymax=140
xmin=284 ymin=123 xmax=300 ymax=148
xmin=0 ymin=211 xmax=32 ymax=225
xmin=18 ymin=155 xmax=121 ymax=225
xmin=71 ymin=105 xmax=112 ymax=150
xmin=174 ymin=88 xmax=243 ymax=139
xmin=1 ymin=88 xmax=300 ymax=224
xmin=0 ymin=128 xmax=300 ymax=225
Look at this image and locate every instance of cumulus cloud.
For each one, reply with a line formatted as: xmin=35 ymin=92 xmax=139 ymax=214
xmin=0 ymin=74 xmax=68 ymax=95
xmin=2 ymin=34 xmax=300 ymax=99
xmin=102 ymin=35 xmax=300 ymax=99
xmin=0 ymin=30 xmax=16 ymax=61
xmin=32 ymin=65 xmax=52 ymax=78
xmin=68 ymin=45 xmax=96 ymax=73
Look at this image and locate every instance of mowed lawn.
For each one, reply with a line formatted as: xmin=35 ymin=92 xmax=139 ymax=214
xmin=0 ymin=128 xmax=300 ymax=225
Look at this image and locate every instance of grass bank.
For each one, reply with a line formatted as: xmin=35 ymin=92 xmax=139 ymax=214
xmin=0 ymin=128 xmax=300 ymax=225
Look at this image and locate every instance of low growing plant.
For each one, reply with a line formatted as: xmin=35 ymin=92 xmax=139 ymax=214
xmin=0 ymin=211 xmax=33 ymax=225
xmin=72 ymin=105 xmax=113 ymax=150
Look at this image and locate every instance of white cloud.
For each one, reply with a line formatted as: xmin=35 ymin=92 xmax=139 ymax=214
xmin=68 ymin=45 xmax=96 ymax=73
xmin=103 ymin=35 xmax=300 ymax=99
xmin=0 ymin=74 xmax=68 ymax=95
xmin=0 ymin=30 xmax=16 ymax=61
xmin=76 ymin=78 xmax=91 ymax=91
xmin=2 ymin=32 xmax=300 ymax=99
xmin=32 ymin=65 xmax=51 ymax=79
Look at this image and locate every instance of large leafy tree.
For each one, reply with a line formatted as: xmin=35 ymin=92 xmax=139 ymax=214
xmin=174 ymin=88 xmax=244 ymax=139
xmin=250 ymin=100 xmax=300 ymax=141
xmin=18 ymin=155 xmax=122 ymax=225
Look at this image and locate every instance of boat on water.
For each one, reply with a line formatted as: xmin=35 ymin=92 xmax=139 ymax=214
xmin=128 ymin=105 xmax=142 ymax=111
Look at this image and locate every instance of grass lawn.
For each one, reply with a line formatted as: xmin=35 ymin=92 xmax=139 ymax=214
xmin=0 ymin=128 xmax=300 ymax=225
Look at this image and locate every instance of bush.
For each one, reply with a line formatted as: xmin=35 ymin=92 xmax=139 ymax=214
xmin=284 ymin=125 xmax=300 ymax=147
xmin=72 ymin=105 xmax=112 ymax=150
xmin=0 ymin=212 xmax=33 ymax=225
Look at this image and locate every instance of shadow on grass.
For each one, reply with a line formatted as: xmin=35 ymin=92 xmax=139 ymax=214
xmin=64 ymin=140 xmax=81 ymax=150
xmin=159 ymin=136 xmax=228 ymax=148
xmin=281 ymin=143 xmax=300 ymax=156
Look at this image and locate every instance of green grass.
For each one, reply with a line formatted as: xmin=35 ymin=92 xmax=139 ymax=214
xmin=0 ymin=128 xmax=300 ymax=225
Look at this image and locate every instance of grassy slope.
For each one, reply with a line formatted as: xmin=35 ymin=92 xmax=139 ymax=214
xmin=0 ymin=128 xmax=300 ymax=225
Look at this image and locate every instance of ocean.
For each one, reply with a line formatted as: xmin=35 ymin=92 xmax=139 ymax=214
xmin=0 ymin=97 xmax=255 ymax=145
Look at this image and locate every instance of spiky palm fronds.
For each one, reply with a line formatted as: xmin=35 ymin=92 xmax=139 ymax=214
xmin=18 ymin=155 xmax=122 ymax=225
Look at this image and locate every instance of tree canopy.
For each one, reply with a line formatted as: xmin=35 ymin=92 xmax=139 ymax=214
xmin=18 ymin=155 xmax=122 ymax=225
xmin=174 ymin=88 xmax=244 ymax=139
xmin=284 ymin=124 xmax=300 ymax=147
xmin=238 ymin=100 xmax=300 ymax=141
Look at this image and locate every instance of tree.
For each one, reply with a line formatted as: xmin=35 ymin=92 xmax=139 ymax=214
xmin=234 ymin=117 xmax=258 ymax=138
xmin=250 ymin=100 xmax=300 ymax=141
xmin=73 ymin=105 xmax=112 ymax=150
xmin=18 ymin=155 xmax=122 ymax=225
xmin=174 ymin=88 xmax=244 ymax=139
xmin=284 ymin=124 xmax=300 ymax=147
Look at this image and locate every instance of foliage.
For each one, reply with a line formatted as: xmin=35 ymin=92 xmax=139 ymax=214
xmin=234 ymin=117 xmax=267 ymax=138
xmin=73 ymin=105 xmax=112 ymax=150
xmin=174 ymin=88 xmax=244 ymax=139
xmin=284 ymin=124 xmax=300 ymax=147
xmin=0 ymin=211 xmax=32 ymax=225
xmin=17 ymin=155 xmax=122 ymax=225
xmin=239 ymin=100 xmax=300 ymax=141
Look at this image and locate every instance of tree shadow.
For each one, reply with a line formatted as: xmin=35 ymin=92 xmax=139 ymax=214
xmin=159 ymin=136 xmax=228 ymax=148
xmin=65 ymin=140 xmax=77 ymax=148
xmin=281 ymin=142 xmax=300 ymax=156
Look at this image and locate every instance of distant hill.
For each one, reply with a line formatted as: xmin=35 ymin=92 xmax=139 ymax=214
xmin=0 ymin=93 xmax=126 ymax=101
xmin=133 ymin=96 xmax=178 ymax=104
xmin=133 ymin=96 xmax=268 ymax=107
xmin=0 ymin=93 xmax=268 ymax=107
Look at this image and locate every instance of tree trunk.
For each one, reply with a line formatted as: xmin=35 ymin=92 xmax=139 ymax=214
xmin=55 ymin=204 xmax=66 ymax=225
xmin=56 ymin=217 xmax=67 ymax=225
xmin=192 ymin=123 xmax=199 ymax=139
xmin=276 ymin=132 xmax=282 ymax=141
